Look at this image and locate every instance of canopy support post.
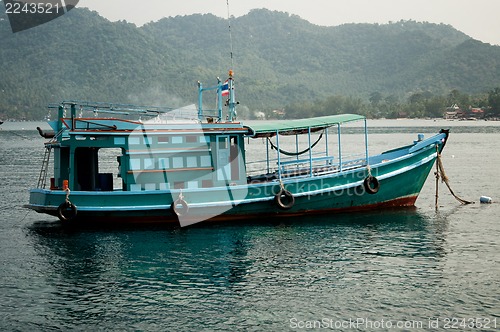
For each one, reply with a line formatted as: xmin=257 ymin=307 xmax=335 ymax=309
xmin=276 ymin=131 xmax=282 ymax=181
xmin=338 ymin=124 xmax=342 ymax=172
xmin=295 ymin=134 xmax=299 ymax=163
xmin=266 ymin=137 xmax=270 ymax=174
xmin=308 ymin=127 xmax=313 ymax=177
xmin=364 ymin=118 xmax=369 ymax=166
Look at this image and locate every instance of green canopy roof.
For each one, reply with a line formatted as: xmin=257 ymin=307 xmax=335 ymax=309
xmin=244 ymin=114 xmax=365 ymax=138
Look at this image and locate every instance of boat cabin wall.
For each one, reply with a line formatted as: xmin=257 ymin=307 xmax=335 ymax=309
xmin=121 ymin=133 xmax=247 ymax=191
xmin=59 ymin=131 xmax=247 ymax=192
xmin=52 ymin=146 xmax=70 ymax=190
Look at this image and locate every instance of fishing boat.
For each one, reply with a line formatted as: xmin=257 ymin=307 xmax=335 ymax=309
xmin=26 ymin=71 xmax=449 ymax=227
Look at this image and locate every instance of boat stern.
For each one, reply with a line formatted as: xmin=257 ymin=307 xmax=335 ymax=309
xmin=25 ymin=188 xmax=61 ymax=216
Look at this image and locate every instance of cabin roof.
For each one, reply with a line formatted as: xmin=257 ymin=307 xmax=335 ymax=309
xmin=244 ymin=114 xmax=365 ymax=138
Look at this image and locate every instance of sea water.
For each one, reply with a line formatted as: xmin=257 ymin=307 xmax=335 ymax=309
xmin=0 ymin=120 xmax=499 ymax=330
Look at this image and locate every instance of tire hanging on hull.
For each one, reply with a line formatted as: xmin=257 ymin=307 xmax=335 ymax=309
xmin=363 ymin=176 xmax=380 ymax=195
xmin=275 ymin=189 xmax=295 ymax=209
xmin=171 ymin=197 xmax=189 ymax=217
xmin=57 ymin=201 xmax=78 ymax=221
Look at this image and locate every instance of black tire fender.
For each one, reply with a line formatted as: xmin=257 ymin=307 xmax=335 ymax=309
xmin=363 ymin=176 xmax=380 ymax=194
xmin=57 ymin=201 xmax=78 ymax=221
xmin=275 ymin=189 xmax=295 ymax=210
xmin=171 ymin=197 xmax=189 ymax=217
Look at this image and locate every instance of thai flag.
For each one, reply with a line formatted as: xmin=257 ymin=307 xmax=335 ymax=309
xmin=221 ymin=80 xmax=229 ymax=97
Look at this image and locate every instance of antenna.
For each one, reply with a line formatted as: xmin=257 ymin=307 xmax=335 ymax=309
xmin=226 ymin=0 xmax=234 ymax=69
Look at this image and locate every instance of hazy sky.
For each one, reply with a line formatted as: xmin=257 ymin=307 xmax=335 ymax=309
xmin=79 ymin=0 xmax=500 ymax=46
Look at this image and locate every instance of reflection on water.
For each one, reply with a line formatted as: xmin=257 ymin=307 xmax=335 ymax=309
xmin=25 ymin=210 xmax=452 ymax=330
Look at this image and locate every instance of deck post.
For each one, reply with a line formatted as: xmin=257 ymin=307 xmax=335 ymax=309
xmin=295 ymin=134 xmax=299 ymax=163
xmin=57 ymin=105 xmax=64 ymax=135
xmin=197 ymin=81 xmax=203 ymax=121
xmin=276 ymin=130 xmax=282 ymax=181
xmin=338 ymin=124 xmax=342 ymax=172
xmin=325 ymin=129 xmax=329 ymax=165
xmin=70 ymin=103 xmax=76 ymax=130
xmin=266 ymin=137 xmax=270 ymax=174
xmin=228 ymin=75 xmax=236 ymax=122
xmin=364 ymin=118 xmax=369 ymax=166
xmin=308 ymin=127 xmax=313 ymax=177
xmin=217 ymin=79 xmax=223 ymax=121
xmin=69 ymin=147 xmax=76 ymax=191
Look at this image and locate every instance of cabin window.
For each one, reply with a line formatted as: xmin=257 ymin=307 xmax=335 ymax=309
xmin=143 ymin=158 xmax=154 ymax=170
xmin=159 ymin=182 xmax=169 ymax=190
xmin=158 ymin=158 xmax=169 ymax=169
xmin=171 ymin=136 xmax=183 ymax=144
xmin=187 ymin=181 xmax=199 ymax=189
xmin=144 ymin=183 xmax=156 ymax=191
xmin=130 ymin=184 xmax=142 ymax=191
xmin=174 ymin=182 xmax=185 ymax=189
xmin=186 ymin=136 xmax=198 ymax=143
xmin=114 ymin=137 xmax=126 ymax=145
xmin=200 ymin=155 xmax=212 ymax=167
xmin=218 ymin=136 xmax=228 ymax=149
xmin=158 ymin=136 xmax=170 ymax=144
xmin=130 ymin=158 xmax=141 ymax=170
xmin=202 ymin=180 xmax=214 ymax=188
xmin=186 ymin=156 xmax=198 ymax=168
xmin=129 ymin=137 xmax=141 ymax=145
xmin=172 ymin=157 xmax=184 ymax=168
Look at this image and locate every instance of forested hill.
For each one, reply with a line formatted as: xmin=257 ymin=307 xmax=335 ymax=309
xmin=1 ymin=7 xmax=500 ymax=119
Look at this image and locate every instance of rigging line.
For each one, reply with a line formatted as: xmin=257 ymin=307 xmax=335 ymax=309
xmin=226 ymin=0 xmax=234 ymax=69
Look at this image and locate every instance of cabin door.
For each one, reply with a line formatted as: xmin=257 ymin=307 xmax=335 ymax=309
xmin=216 ymin=135 xmax=232 ymax=181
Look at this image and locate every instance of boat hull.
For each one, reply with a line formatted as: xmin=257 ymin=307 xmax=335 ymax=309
xmin=27 ymin=138 xmax=441 ymax=226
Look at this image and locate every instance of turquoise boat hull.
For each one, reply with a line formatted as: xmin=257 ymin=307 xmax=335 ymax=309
xmin=27 ymin=131 xmax=446 ymax=226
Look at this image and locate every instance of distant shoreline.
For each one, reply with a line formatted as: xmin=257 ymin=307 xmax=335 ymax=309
xmin=2 ymin=118 xmax=500 ymax=132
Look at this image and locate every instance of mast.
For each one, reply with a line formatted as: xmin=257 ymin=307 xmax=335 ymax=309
xmin=226 ymin=0 xmax=237 ymax=122
xmin=227 ymin=70 xmax=236 ymax=122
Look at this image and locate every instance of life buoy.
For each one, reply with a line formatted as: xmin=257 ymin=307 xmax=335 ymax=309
xmin=275 ymin=189 xmax=295 ymax=209
xmin=57 ymin=201 xmax=78 ymax=221
xmin=363 ymin=176 xmax=380 ymax=194
xmin=171 ymin=197 xmax=189 ymax=217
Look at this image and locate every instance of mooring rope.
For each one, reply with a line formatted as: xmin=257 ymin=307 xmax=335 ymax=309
xmin=435 ymin=147 xmax=474 ymax=207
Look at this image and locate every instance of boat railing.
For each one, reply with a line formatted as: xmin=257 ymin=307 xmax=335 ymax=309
xmin=197 ymin=109 xmax=223 ymax=122
xmin=246 ymin=153 xmax=368 ymax=181
xmin=48 ymin=100 xmax=206 ymax=132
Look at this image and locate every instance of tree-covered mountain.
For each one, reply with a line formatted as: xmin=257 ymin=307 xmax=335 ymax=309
xmin=1 ymin=7 xmax=500 ymax=119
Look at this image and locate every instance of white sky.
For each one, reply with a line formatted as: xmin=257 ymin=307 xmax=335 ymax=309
xmin=78 ymin=0 xmax=500 ymax=46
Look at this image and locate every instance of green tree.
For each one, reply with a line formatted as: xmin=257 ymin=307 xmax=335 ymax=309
xmin=487 ymin=87 xmax=500 ymax=116
xmin=369 ymin=91 xmax=383 ymax=106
